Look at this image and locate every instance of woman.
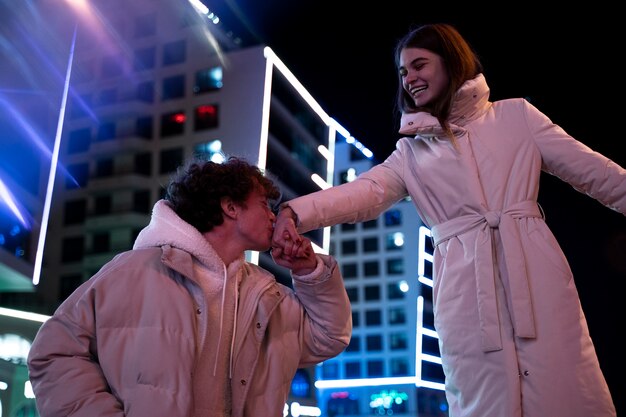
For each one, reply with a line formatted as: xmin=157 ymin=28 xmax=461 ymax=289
xmin=273 ymin=23 xmax=623 ymax=417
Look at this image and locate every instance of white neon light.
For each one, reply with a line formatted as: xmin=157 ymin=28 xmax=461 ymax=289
xmin=290 ymin=402 xmax=321 ymax=417
xmin=24 ymin=381 xmax=35 ymax=399
xmin=188 ymin=0 xmax=208 ymax=15
xmin=417 ymin=226 xmax=433 ymax=278
xmin=0 ymin=381 xmax=7 ymax=390
xmin=315 ymin=376 xmax=417 ymax=389
xmin=416 ymin=296 xmax=424 ymax=384
xmin=418 ymin=275 xmax=433 ymax=287
xmin=257 ymin=52 xmax=273 ymax=169
xmin=317 ymin=145 xmax=331 ymax=161
xmin=310 ymin=173 xmax=330 ymax=190
xmin=33 ymin=27 xmax=77 ymax=285
xmin=264 ymin=48 xmax=331 ymax=126
xmin=0 ymin=307 xmax=50 ymax=323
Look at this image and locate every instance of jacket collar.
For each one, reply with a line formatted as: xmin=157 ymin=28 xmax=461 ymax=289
xmin=399 ymin=73 xmax=491 ymax=138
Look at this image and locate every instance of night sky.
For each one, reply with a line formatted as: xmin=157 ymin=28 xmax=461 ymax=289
xmin=212 ymin=1 xmax=626 ymax=412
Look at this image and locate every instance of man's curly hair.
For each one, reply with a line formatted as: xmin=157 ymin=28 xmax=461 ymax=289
xmin=165 ymin=156 xmax=280 ymax=232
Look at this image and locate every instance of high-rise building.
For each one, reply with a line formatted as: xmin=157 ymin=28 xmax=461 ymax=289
xmin=314 ymin=140 xmax=449 ymax=416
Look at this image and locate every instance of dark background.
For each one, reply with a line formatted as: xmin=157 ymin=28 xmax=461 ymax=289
xmin=212 ymin=1 xmax=625 ymax=412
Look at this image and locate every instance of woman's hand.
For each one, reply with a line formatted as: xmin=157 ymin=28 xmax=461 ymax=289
xmin=272 ymin=206 xmax=305 ymax=257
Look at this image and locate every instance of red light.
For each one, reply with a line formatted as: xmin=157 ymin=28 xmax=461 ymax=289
xmin=171 ymin=113 xmax=186 ymax=123
xmin=197 ymin=105 xmax=216 ymax=115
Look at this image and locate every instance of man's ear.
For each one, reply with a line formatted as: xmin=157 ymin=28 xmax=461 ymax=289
xmin=220 ymin=197 xmax=238 ymax=220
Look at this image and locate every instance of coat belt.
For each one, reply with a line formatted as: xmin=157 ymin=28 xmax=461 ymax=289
xmin=430 ymin=200 xmax=543 ymax=352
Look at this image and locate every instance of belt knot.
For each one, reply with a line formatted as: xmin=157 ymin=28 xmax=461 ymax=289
xmin=484 ymin=211 xmax=501 ymax=228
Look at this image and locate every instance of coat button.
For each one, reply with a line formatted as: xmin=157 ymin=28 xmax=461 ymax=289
xmin=256 ymin=322 xmax=261 ymax=329
xmin=240 ymin=379 xmax=246 ymax=385
xmin=408 ymin=121 xmax=414 ymax=125
xmin=196 ymin=308 xmax=201 ymax=314
xmin=523 ymin=370 xmax=530 ymax=376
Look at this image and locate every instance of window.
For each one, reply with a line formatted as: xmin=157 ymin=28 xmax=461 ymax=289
xmin=96 ymin=122 xmax=116 ymax=141
xmin=61 ymin=236 xmax=84 ymax=262
xmin=92 ymin=232 xmax=110 ymax=254
xmin=390 ymin=358 xmax=409 ymax=377
xmin=384 ymin=209 xmax=402 ymax=226
xmin=137 ymin=81 xmax=154 ymax=103
xmin=345 ymin=361 xmax=361 ymax=378
xmin=346 ymin=287 xmax=358 ymax=303
xmin=160 ymin=111 xmax=185 ymax=137
xmin=321 ymin=362 xmax=339 ymax=379
xmin=342 ymin=263 xmax=358 ymax=279
xmin=362 ymin=219 xmax=377 ymax=229
xmin=345 ymin=335 xmax=360 ymax=353
xmin=194 ymin=66 xmax=223 ymax=93
xmin=136 ymin=116 xmax=153 ymax=139
xmin=159 ymin=148 xmax=184 ymax=174
xmin=133 ymin=190 xmax=151 ymax=213
xmin=387 ymin=258 xmax=404 ymax=275
xmin=65 ymin=163 xmax=89 ymax=189
xmin=365 ymin=309 xmax=381 ymax=326
xmin=162 ymin=39 xmax=186 ymax=65
xmin=366 ymin=335 xmax=383 ymax=351
xmin=194 ymin=104 xmax=218 ymax=130
xmin=367 ymin=360 xmax=384 ymax=377
xmin=63 ymin=199 xmax=86 ymax=225
xmin=387 ymin=283 xmax=406 ymax=300
xmin=364 ymin=285 xmax=380 ymax=301
xmin=341 ymin=239 xmax=357 ymax=255
xmin=59 ymin=274 xmax=82 ymax=301
xmin=162 ymin=75 xmax=185 ymax=100
xmin=362 ymin=237 xmax=378 ymax=252
xmin=94 ymin=195 xmax=112 ymax=215
xmin=134 ymin=13 xmax=156 ymax=38
xmin=134 ymin=46 xmax=156 ymax=71
xmin=363 ymin=260 xmax=379 ymax=277
xmin=390 ymin=332 xmax=408 ymax=350
xmin=386 ymin=232 xmax=405 ymax=250
xmin=341 ymin=223 xmax=356 ymax=231
xmin=134 ymin=152 xmax=152 ymax=175
xmin=95 ymin=158 xmax=114 ymax=178
xmin=67 ymin=128 xmax=91 ymax=154
xmin=388 ymin=307 xmax=406 ymax=325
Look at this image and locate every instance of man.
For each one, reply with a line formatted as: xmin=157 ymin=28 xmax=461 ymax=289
xmin=27 ymin=156 xmax=352 ymax=417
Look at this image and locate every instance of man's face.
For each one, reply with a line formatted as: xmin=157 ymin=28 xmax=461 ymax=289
xmin=235 ymin=187 xmax=276 ymax=252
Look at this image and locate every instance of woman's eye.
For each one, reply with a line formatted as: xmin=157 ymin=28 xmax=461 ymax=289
xmin=399 ymin=68 xmax=407 ymax=77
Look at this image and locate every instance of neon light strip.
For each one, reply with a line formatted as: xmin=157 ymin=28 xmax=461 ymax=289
xmin=33 ymin=27 xmax=77 ymax=285
xmin=0 ymin=307 xmax=49 ymax=322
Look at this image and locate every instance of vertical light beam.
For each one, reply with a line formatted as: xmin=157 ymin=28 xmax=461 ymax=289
xmin=33 ymin=26 xmax=77 ymax=285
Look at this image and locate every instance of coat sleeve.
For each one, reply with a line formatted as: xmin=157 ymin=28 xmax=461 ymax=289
xmin=27 ymin=285 xmax=125 ymax=417
xmin=524 ymin=99 xmax=626 ymax=214
xmin=290 ymin=254 xmax=352 ymax=366
xmin=286 ymin=150 xmax=409 ymax=233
